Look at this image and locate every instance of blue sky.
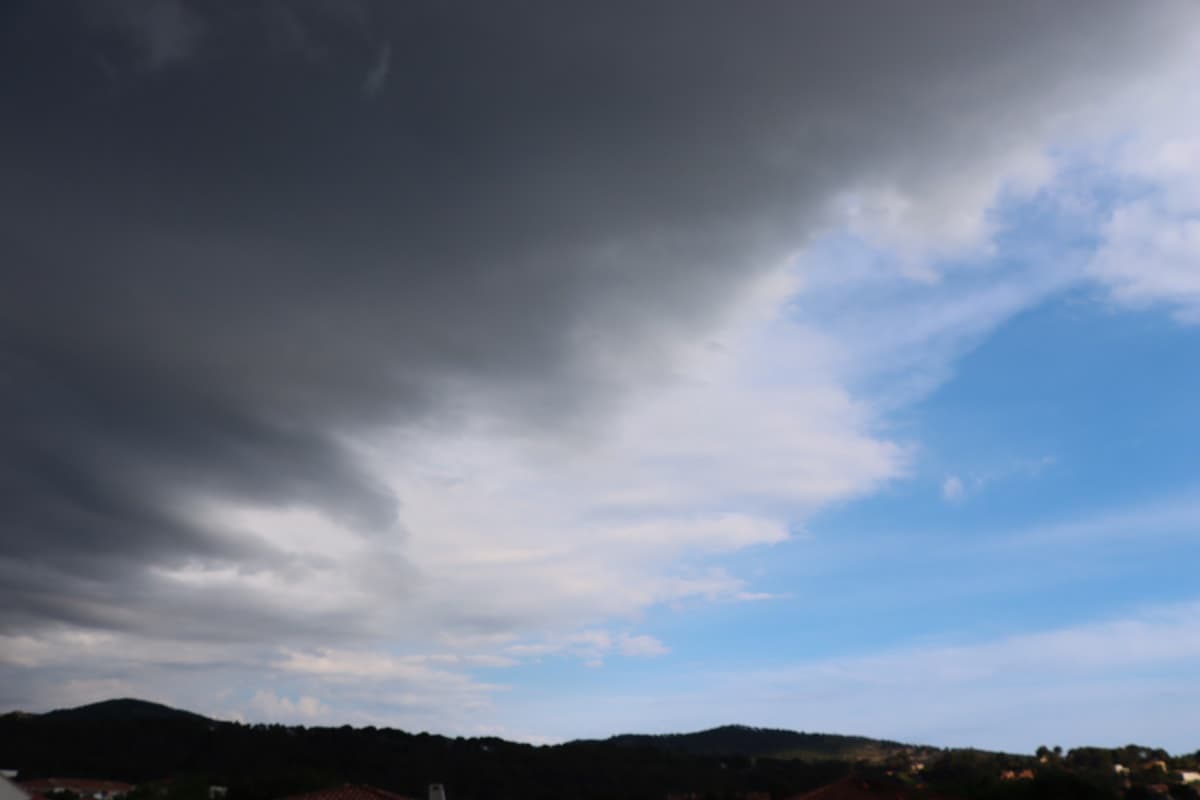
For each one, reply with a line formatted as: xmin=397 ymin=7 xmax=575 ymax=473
xmin=5 ymin=1 xmax=1200 ymax=759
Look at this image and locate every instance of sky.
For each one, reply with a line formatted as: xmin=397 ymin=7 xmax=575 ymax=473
xmin=2 ymin=0 xmax=1200 ymax=755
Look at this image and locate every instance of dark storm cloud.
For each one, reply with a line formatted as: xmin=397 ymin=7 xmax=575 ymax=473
xmin=0 ymin=1 xmax=1192 ymax=640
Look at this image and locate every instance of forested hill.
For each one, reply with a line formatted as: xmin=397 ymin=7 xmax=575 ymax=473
xmin=0 ymin=701 xmax=864 ymax=800
xmin=603 ymin=725 xmax=917 ymax=761
xmin=5 ymin=699 xmax=1199 ymax=800
xmin=39 ymin=698 xmax=214 ymax=724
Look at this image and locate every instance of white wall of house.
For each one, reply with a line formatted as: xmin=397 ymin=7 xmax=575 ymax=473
xmin=0 ymin=777 xmax=29 ymax=800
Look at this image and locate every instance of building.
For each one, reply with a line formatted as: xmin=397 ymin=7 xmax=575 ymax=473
xmin=19 ymin=780 xmax=132 ymax=800
xmin=1000 ymin=770 xmax=1035 ymax=781
xmin=1 ymin=776 xmax=29 ymax=800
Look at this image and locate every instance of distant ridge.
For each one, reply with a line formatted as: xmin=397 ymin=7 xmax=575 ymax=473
xmin=17 ymin=702 xmax=920 ymax=762
xmin=40 ymin=697 xmax=215 ymax=724
xmin=4 ymin=698 xmax=1196 ymax=800
xmin=602 ymin=724 xmax=921 ymax=761
xmin=0 ymin=700 xmax=874 ymax=796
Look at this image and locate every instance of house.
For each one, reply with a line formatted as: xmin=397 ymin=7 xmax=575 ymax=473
xmin=1 ymin=776 xmax=29 ymax=800
xmin=281 ymin=785 xmax=420 ymax=800
xmin=1000 ymin=770 xmax=1034 ymax=781
xmin=19 ymin=780 xmax=132 ymax=800
xmin=1175 ymin=772 xmax=1200 ymax=785
xmin=1114 ymin=765 xmax=1130 ymax=776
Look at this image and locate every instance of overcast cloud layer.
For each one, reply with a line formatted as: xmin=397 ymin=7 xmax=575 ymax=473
xmin=3 ymin=0 xmax=1200 ymax=744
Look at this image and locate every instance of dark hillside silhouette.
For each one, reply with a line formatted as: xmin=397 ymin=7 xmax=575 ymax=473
xmin=605 ymin=726 xmax=916 ymax=761
xmin=41 ymin=698 xmax=213 ymax=725
xmin=3 ymin=700 xmax=1197 ymax=800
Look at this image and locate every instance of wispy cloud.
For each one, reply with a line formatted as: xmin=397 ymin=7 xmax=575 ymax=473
xmin=503 ymin=630 xmax=669 ymax=665
xmin=939 ymin=457 xmax=1055 ymax=504
xmin=1082 ymin=57 xmax=1200 ymax=322
xmin=249 ymin=690 xmax=329 ymax=721
xmin=514 ymin=601 xmax=1200 ymax=751
xmin=619 ymin=635 xmax=670 ymax=658
xmin=740 ymin=601 xmax=1200 ymax=749
xmin=362 ymin=42 xmax=391 ymax=98
xmin=942 ymin=475 xmax=966 ymax=503
xmin=998 ymin=487 xmax=1200 ymax=549
xmin=91 ymin=0 xmax=205 ymax=71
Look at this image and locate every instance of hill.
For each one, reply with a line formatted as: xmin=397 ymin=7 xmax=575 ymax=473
xmin=0 ymin=699 xmax=857 ymax=800
xmin=603 ymin=724 xmax=920 ymax=761
xmin=5 ymin=698 xmax=1199 ymax=800
xmin=40 ymin=698 xmax=215 ymax=725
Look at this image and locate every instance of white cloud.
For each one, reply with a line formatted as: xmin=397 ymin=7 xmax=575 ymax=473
xmin=274 ymin=647 xmax=515 ymax=694
xmin=605 ymin=515 xmax=789 ymax=555
xmin=942 ymin=475 xmax=966 ymax=503
xmin=503 ymin=629 xmax=668 ymax=663
xmin=1091 ymin=200 xmax=1200 ymax=322
xmin=278 ymin=648 xmax=463 ymax=681
xmin=348 ymin=272 xmax=904 ymax=645
xmin=1082 ymin=39 xmax=1200 ymax=322
xmin=269 ymin=647 xmax=508 ymax=725
xmin=143 ymin=262 xmax=903 ymax=668
xmin=0 ymin=629 xmax=253 ymax=671
xmin=833 ymin=146 xmax=1053 ymax=277
xmin=937 ymin=458 xmax=1054 ymax=505
xmin=618 ymin=635 xmax=669 ymax=658
xmin=733 ymin=592 xmax=789 ymax=602
xmin=248 ymin=690 xmax=329 ymax=721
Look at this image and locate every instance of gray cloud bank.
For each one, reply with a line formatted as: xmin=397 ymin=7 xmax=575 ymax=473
xmin=1 ymin=0 xmax=1197 ymax=709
